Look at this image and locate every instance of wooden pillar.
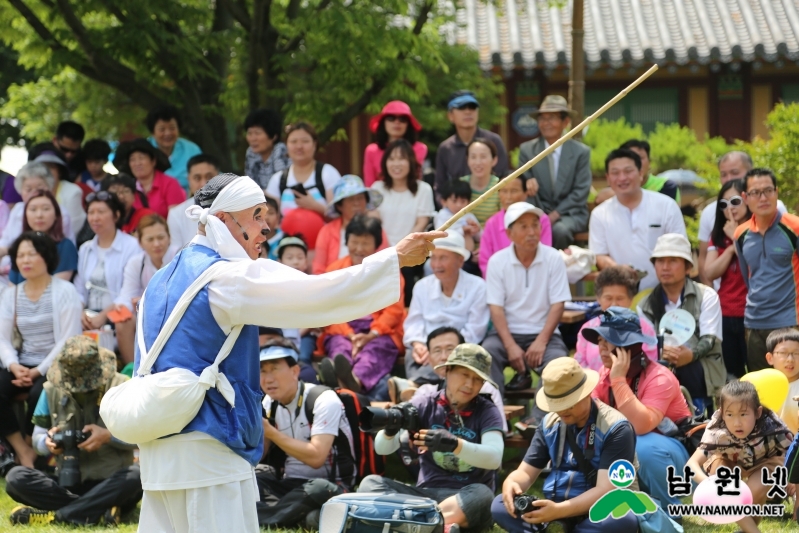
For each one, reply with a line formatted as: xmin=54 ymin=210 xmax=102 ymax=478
xmin=568 ymin=0 xmax=585 ymax=137
xmin=349 ymin=117 xmax=361 ymax=176
xmin=687 ymin=87 xmax=709 ymax=139
xmin=751 ymin=84 xmax=772 ymax=140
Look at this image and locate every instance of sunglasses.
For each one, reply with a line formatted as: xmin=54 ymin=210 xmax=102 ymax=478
xmin=718 ymin=196 xmax=743 ymax=209
xmin=384 ymin=115 xmax=409 ymax=123
xmin=454 ymin=103 xmax=478 ymax=111
xmin=86 ymin=191 xmax=115 ymax=203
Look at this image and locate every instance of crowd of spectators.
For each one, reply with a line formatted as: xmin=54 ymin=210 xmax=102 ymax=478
xmin=0 ymin=91 xmax=798 ymax=533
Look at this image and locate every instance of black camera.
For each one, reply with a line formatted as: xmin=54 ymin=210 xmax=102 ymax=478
xmin=513 ymin=495 xmax=547 ymax=531
xmin=359 ymin=402 xmax=420 ymax=434
xmin=52 ymin=429 xmax=90 ymax=488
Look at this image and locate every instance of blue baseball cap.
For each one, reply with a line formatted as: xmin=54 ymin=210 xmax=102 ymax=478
xmin=259 ymin=345 xmax=299 ymax=363
xmin=581 ymin=307 xmax=657 ymax=347
xmin=447 ymin=93 xmax=479 ymax=111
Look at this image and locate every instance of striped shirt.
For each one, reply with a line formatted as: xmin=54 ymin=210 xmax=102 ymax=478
xmin=460 ymin=175 xmax=500 ymax=226
xmin=16 ymin=283 xmax=56 ymax=368
xmin=734 ymin=211 xmax=799 ymax=329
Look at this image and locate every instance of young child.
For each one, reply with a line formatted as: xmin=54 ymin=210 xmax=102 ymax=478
xmin=766 ymin=328 xmax=799 ymax=434
xmin=574 ymin=266 xmax=658 ymax=371
xmin=433 ymin=179 xmax=481 ymax=251
xmin=478 ymin=174 xmax=552 ymax=276
xmin=686 ymin=380 xmax=793 ymax=533
xmin=263 ymin=196 xmax=284 ymax=261
xmin=80 ymin=139 xmax=112 ymax=191
xmin=276 ymin=235 xmax=308 ymax=273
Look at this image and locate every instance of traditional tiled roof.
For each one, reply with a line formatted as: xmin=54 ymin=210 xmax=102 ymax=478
xmin=455 ymin=0 xmax=799 ymax=71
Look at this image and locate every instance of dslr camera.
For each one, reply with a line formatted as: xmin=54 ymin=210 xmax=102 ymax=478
xmin=513 ymin=495 xmax=547 ymax=532
xmin=52 ymin=429 xmax=90 ymax=488
xmin=359 ymin=402 xmax=420 ymax=434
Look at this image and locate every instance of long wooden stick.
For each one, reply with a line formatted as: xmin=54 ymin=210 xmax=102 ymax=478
xmin=436 ymin=63 xmax=659 ymax=232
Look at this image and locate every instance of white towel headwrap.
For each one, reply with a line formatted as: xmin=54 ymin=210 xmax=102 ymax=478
xmin=185 ymin=176 xmax=266 ymax=260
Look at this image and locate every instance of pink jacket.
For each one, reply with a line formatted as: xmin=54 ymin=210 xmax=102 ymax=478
xmin=362 ymin=142 xmax=428 ymax=187
xmin=479 ymin=208 xmax=552 ymax=277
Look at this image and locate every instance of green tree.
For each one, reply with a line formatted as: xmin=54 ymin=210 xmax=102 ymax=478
xmin=748 ymin=103 xmax=799 ymax=213
xmin=0 ymin=0 xmax=503 ymax=170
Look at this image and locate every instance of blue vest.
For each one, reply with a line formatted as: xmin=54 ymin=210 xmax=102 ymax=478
xmin=133 ymin=244 xmax=264 ymax=465
xmin=540 ymin=400 xmax=634 ymax=501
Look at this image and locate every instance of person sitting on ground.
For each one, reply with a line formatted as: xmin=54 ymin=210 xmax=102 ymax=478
xmin=686 ymin=380 xmax=794 ymax=533
xmin=585 ymin=307 xmax=693 ymax=517
xmin=5 ymin=336 xmax=142 ymax=527
xmin=79 ymin=139 xmax=112 ymax=192
xmin=0 ymin=232 xmax=82 ymax=470
xmin=243 ymin=108 xmax=290 ymax=191
xmin=491 ymin=357 xmax=639 ymax=533
xmin=115 ymin=138 xmax=187 ymax=219
xmin=574 ymin=266 xmax=657 ymax=372
xmin=479 ymin=174 xmax=551 ymax=277
xmin=363 ymin=101 xmax=428 ymax=187
xmin=167 ymin=154 xmax=219 ymax=249
xmin=257 ymin=341 xmax=356 ymax=528
xmin=637 ymin=233 xmax=726 ymax=417
xmin=765 ymin=328 xmax=799 ymax=435
xmin=312 ymin=174 xmax=388 ymax=274
xmin=704 ymin=179 xmax=750 ymax=379
xmin=262 ymin=197 xmax=283 ymax=260
xmin=481 ymin=202 xmax=570 ymax=402
xmin=400 ymin=232 xmax=488 ymax=396
xmin=259 ymin=332 xmax=318 ymax=386
xmin=101 ymin=173 xmax=157 ymax=236
xmin=317 ymin=215 xmax=405 ymax=397
xmin=433 ymin=179 xmax=481 ymax=253
xmin=359 ymin=344 xmax=505 ymax=533
xmin=589 ymin=148 xmax=686 ymax=291
xmin=519 ymin=95 xmax=591 ymax=249
xmin=145 ymin=105 xmax=202 ymax=191
xmin=275 ymin=236 xmax=319 ymax=363
xmin=9 ymin=190 xmax=78 ymax=284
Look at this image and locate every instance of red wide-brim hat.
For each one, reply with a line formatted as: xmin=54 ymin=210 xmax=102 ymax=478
xmin=369 ymin=101 xmax=422 ymax=134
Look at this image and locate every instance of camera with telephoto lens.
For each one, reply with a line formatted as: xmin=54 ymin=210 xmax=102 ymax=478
xmin=514 ymin=495 xmax=548 ymax=531
xmin=359 ymin=402 xmax=420 ymax=434
xmin=52 ymin=429 xmax=90 ymax=488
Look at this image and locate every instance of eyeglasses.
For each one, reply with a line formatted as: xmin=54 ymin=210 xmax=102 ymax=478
xmin=745 ymin=187 xmax=776 ymax=199
xmin=454 ymin=103 xmax=478 ymax=111
xmin=773 ymin=352 xmax=799 ymax=360
xmin=384 ymin=115 xmax=409 ymax=123
xmin=718 ymin=196 xmax=743 ymax=209
xmin=86 ymin=191 xmax=114 ymax=203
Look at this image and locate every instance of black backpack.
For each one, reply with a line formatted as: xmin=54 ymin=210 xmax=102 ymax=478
xmin=278 ymin=161 xmax=327 ymax=198
xmin=265 ymin=384 xmax=384 ymax=488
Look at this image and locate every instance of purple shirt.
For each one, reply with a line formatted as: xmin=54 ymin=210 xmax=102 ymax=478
xmin=479 ymin=208 xmax=552 ymax=277
xmin=1 ymin=173 xmax=22 ymax=204
xmin=411 ymin=389 xmax=504 ymax=491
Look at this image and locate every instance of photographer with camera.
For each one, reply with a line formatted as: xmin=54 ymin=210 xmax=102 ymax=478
xmin=5 ymin=336 xmax=141 ymax=526
xmin=358 ymin=344 xmax=504 ymax=533
xmin=491 ymin=358 xmax=638 ymax=533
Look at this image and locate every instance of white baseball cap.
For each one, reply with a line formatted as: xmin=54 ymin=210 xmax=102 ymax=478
xmin=433 ymin=231 xmax=470 ymax=260
xmin=504 ymin=202 xmax=546 ymax=229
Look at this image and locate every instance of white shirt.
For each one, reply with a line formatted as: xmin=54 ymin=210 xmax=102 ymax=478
xmin=371 ymin=181 xmax=435 ymax=246
xmin=663 ymin=284 xmax=723 ymax=341
xmin=403 ymin=271 xmax=489 ymax=346
xmin=543 ymin=140 xmax=562 ymax=181
xmin=118 ymin=246 xmax=179 ymax=311
xmin=697 ymin=199 xmax=787 ymax=242
xmin=0 ymin=202 xmax=74 ymax=249
xmin=589 ymin=189 xmax=687 ymax=291
xmin=265 ymin=164 xmax=341 ymax=214
xmin=486 ymin=244 xmax=571 ymax=335
xmin=167 ymin=198 xmax=197 ymax=250
xmin=262 ymin=383 xmax=354 ymax=481
xmin=74 ymin=231 xmax=142 ymax=309
xmin=433 ymin=209 xmax=480 ymax=238
xmin=138 ymin=235 xmax=401 ymax=490
xmin=55 ymin=180 xmax=86 ymax=232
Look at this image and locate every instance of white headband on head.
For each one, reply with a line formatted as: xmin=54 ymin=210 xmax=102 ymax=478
xmin=185 ymin=176 xmax=266 ymax=260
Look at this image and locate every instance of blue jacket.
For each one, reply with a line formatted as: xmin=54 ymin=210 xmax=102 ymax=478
xmin=134 ymin=244 xmax=264 ymax=465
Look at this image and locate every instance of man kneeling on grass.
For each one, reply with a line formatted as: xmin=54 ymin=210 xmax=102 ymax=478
xmin=358 ymin=344 xmax=504 ymax=533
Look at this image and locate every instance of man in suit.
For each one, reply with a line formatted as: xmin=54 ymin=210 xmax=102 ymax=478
xmin=519 ymin=96 xmax=592 ymax=249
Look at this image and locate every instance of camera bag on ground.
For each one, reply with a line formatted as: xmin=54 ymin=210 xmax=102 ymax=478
xmin=320 ymin=493 xmax=443 ymax=533
xmin=264 ymin=385 xmax=384 ymax=487
xmin=100 ymin=262 xmax=242 ymax=444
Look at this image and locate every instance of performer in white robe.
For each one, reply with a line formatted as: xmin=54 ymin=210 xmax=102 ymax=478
xmin=134 ymin=173 xmax=442 ymax=532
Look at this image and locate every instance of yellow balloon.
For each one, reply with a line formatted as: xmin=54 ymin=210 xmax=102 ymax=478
xmin=741 ymin=369 xmax=790 ymax=412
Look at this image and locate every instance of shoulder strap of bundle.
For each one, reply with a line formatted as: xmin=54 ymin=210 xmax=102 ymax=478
xmin=135 ymin=262 xmax=243 ymax=406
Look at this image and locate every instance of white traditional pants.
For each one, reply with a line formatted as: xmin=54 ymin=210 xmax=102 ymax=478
xmin=137 ymin=478 xmax=259 ymax=533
